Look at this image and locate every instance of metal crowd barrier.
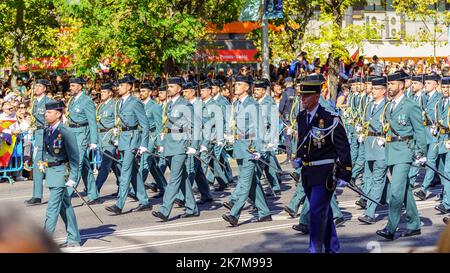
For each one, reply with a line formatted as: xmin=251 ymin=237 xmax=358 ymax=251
xmin=0 ymin=133 xmax=25 ymax=184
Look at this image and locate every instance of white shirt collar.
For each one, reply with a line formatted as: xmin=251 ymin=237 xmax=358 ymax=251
xmin=51 ymin=121 xmax=61 ymax=132
xmin=428 ymin=90 xmax=436 ymax=98
xmin=239 ymin=95 xmax=248 ymax=104
xmin=258 ymin=95 xmax=267 ymax=103
xmin=121 ymin=93 xmax=131 ymax=103
xmin=393 ymin=94 xmax=404 ymax=105
xmin=213 ymin=94 xmax=220 ymax=100
xmin=74 ymin=92 xmax=83 ymax=101
xmin=103 ymin=98 xmax=112 ymax=104
xmin=143 ymin=98 xmax=151 ymax=104
xmin=204 ymin=97 xmax=212 ymax=104
xmin=171 ymin=95 xmax=180 ymax=104
xmin=36 ymin=94 xmax=45 ymax=102
xmin=190 ymin=98 xmax=197 ymax=104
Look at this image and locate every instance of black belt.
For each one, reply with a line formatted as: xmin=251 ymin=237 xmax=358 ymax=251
xmin=386 ymin=135 xmax=413 ymax=142
xmin=168 ymin=128 xmax=185 ymax=133
xmin=99 ymin=128 xmax=112 ymax=133
xmin=367 ymin=131 xmax=383 ymax=137
xmin=46 ymin=160 xmax=67 ymax=167
xmin=120 ymin=125 xmax=138 ymax=131
xmin=69 ymin=122 xmax=88 ymax=128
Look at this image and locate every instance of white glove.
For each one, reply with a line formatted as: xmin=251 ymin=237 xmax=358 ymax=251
xmin=65 ymin=179 xmax=76 ymax=188
xmin=186 ymin=147 xmax=196 ymax=155
xmin=415 ymin=157 xmax=427 ymax=165
xmin=251 ymin=152 xmax=261 ymax=160
xmin=89 ymin=143 xmax=98 ymax=150
xmin=199 ymin=145 xmax=208 ymax=153
xmin=286 ymin=127 xmax=293 ymax=136
xmin=158 ymin=146 xmax=164 ymax=153
xmin=216 ymin=141 xmax=224 ymax=147
xmin=138 ymin=146 xmax=148 ymax=155
xmin=336 ymin=179 xmax=348 ymax=188
xmin=266 ymin=143 xmax=276 ymax=151
xmin=224 ymin=134 xmax=234 ymax=143
xmin=112 ymin=128 xmax=119 ymax=136
xmin=376 ymin=137 xmax=386 ymax=147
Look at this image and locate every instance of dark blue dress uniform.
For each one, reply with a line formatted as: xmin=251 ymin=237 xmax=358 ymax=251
xmin=295 ymin=81 xmax=352 ymax=253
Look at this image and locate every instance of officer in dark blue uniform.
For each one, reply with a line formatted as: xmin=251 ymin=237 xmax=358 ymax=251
xmin=293 ymin=78 xmax=352 ymax=253
xmin=279 ymin=77 xmax=297 ymax=164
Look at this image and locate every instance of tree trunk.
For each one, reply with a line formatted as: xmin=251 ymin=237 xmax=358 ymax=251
xmin=328 ymin=10 xmax=343 ymax=102
xmin=11 ymin=0 xmax=24 ymax=91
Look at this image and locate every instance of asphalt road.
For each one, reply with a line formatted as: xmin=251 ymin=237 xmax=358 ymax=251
xmin=0 ymin=156 xmax=447 ymax=253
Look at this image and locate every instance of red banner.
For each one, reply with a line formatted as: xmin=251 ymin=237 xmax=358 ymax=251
xmin=19 ymin=56 xmax=72 ymax=71
xmin=200 ymin=49 xmax=259 ymax=63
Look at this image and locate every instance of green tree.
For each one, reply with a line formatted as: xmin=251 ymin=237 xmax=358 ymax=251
xmin=393 ymin=0 xmax=450 ymax=62
xmin=0 ymin=0 xmax=60 ymax=89
xmin=54 ymin=0 xmax=242 ymax=76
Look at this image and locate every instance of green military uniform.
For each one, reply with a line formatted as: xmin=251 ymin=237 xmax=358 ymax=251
xmin=435 ymin=78 xmax=450 ymax=213
xmin=42 ymin=101 xmax=81 ymax=246
xmin=141 ymin=86 xmax=167 ymax=195
xmin=154 ymin=77 xmax=199 ymax=219
xmin=95 ymin=87 xmax=120 ymax=192
xmin=222 ymin=75 xmax=271 ymax=226
xmin=111 ymin=76 xmax=150 ymax=212
xmin=29 ymin=83 xmax=53 ymax=203
xmin=359 ymin=77 xmax=389 ymax=222
xmin=377 ymin=71 xmax=426 ymax=239
xmin=66 ymin=78 xmax=99 ymax=202
xmin=419 ymin=74 xmax=443 ymax=196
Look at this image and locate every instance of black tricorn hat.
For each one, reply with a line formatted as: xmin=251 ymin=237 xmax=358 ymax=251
xmin=45 ymin=100 xmax=65 ymax=111
xmin=140 ymin=82 xmax=155 ymax=90
xmin=69 ymin=77 xmax=86 ymax=85
xmin=235 ymin=75 xmax=253 ymax=84
xmin=167 ymin=77 xmax=186 ymax=86
xmin=36 ymin=79 xmax=50 ymax=86
xmin=387 ymin=70 xmax=409 ymax=82
xmin=117 ymin=74 xmax=137 ymax=84
xmin=371 ymin=76 xmax=387 ymax=87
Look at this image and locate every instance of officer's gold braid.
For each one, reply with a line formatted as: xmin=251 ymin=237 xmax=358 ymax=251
xmin=161 ymin=101 xmax=169 ymax=132
xmin=65 ymin=96 xmax=73 ymax=122
xmin=229 ymin=101 xmax=236 ymax=136
xmin=289 ymin=96 xmax=299 ymax=132
xmin=114 ymin=100 xmax=120 ymax=127
xmin=361 ymin=100 xmax=371 ymax=136
xmin=96 ymin=101 xmax=103 ymax=122
xmin=381 ymin=101 xmax=392 ymax=135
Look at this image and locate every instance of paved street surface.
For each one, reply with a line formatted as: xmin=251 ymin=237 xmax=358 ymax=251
xmin=0 ymin=155 xmax=447 ymax=253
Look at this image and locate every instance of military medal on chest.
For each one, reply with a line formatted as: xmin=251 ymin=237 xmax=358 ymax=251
xmin=53 ymin=133 xmax=63 ymax=155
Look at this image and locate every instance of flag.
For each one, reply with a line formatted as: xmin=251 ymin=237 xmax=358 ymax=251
xmin=351 ymin=48 xmax=360 ymax=62
xmin=0 ymin=119 xmax=17 ymax=167
xmin=264 ymin=0 xmax=283 ymax=19
xmin=239 ymin=0 xmax=261 ymax=22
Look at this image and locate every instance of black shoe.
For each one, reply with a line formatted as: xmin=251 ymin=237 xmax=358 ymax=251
xmin=289 ymin=172 xmax=300 ymax=183
xmin=223 ymin=201 xmax=233 ymax=211
xmin=284 ymin=206 xmax=297 ymax=218
xmin=153 ymin=191 xmax=165 ymax=198
xmin=152 ymin=211 xmax=168 ymax=221
xmin=274 ymin=190 xmax=281 ymax=196
xmin=192 ymin=188 xmax=200 ymax=194
xmin=174 ymin=199 xmax=185 ymax=208
xmin=400 ymin=229 xmax=421 ymax=237
xmin=334 ymin=217 xmax=346 ymax=227
xmin=358 ymin=215 xmax=375 ymax=224
xmin=414 ymin=190 xmax=427 ymax=201
xmin=435 ymin=204 xmax=450 ymax=214
xmin=131 ymin=203 xmax=152 ymax=212
xmin=128 ymin=193 xmax=138 ymax=201
xmin=214 ymin=185 xmax=227 ymax=192
xmin=222 ymin=213 xmax=238 ymax=227
xmin=59 ymin=242 xmax=81 ymax=248
xmin=145 ymin=182 xmax=158 ymax=192
xmin=437 ymin=193 xmax=443 ymax=201
xmin=105 ymin=205 xmax=122 ymax=215
xmin=87 ymin=199 xmax=102 ymax=205
xmin=179 ymin=212 xmax=200 ymax=218
xmin=376 ymin=228 xmax=395 ymax=240
xmin=355 ymin=199 xmax=367 ymax=209
xmin=110 ymin=191 xmax=119 ymax=197
xmin=197 ymin=198 xmax=213 ymax=205
xmin=252 ymin=215 xmax=272 ymax=223
xmin=292 ymin=223 xmax=309 ymax=234
xmin=444 ymin=217 xmax=449 ymax=224
xmin=24 ymin=198 xmax=42 ymax=205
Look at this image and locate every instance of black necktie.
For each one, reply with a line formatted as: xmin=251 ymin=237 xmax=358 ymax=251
xmin=371 ymin=103 xmax=378 ymax=116
xmin=307 ymin=113 xmax=311 ymax=129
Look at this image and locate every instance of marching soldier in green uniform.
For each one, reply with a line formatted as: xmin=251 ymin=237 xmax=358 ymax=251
xmin=200 ymin=80 xmax=230 ymax=192
xmin=40 ymin=100 xmax=81 ymax=247
xmin=66 ymin=77 xmax=101 ymax=205
xmin=212 ymin=79 xmax=234 ymax=185
xmin=253 ymin=79 xmax=282 ymax=196
xmin=408 ymin=75 xmax=427 ymax=188
xmin=182 ymin=81 xmax=214 ymax=204
xmin=25 ymin=79 xmax=53 ymax=205
xmin=152 ymin=77 xmax=200 ymax=221
xmin=222 ymin=75 xmax=272 ymax=227
xmin=105 ymin=75 xmax=152 ymax=214
xmin=139 ymin=82 xmax=167 ymax=198
xmin=376 ymin=71 xmax=426 ymax=240
xmin=358 ymin=77 xmax=388 ymax=224
xmin=434 ymin=77 xmax=450 ymax=214
xmin=415 ymin=74 xmax=443 ymax=201
xmin=95 ymin=83 xmax=120 ymax=194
